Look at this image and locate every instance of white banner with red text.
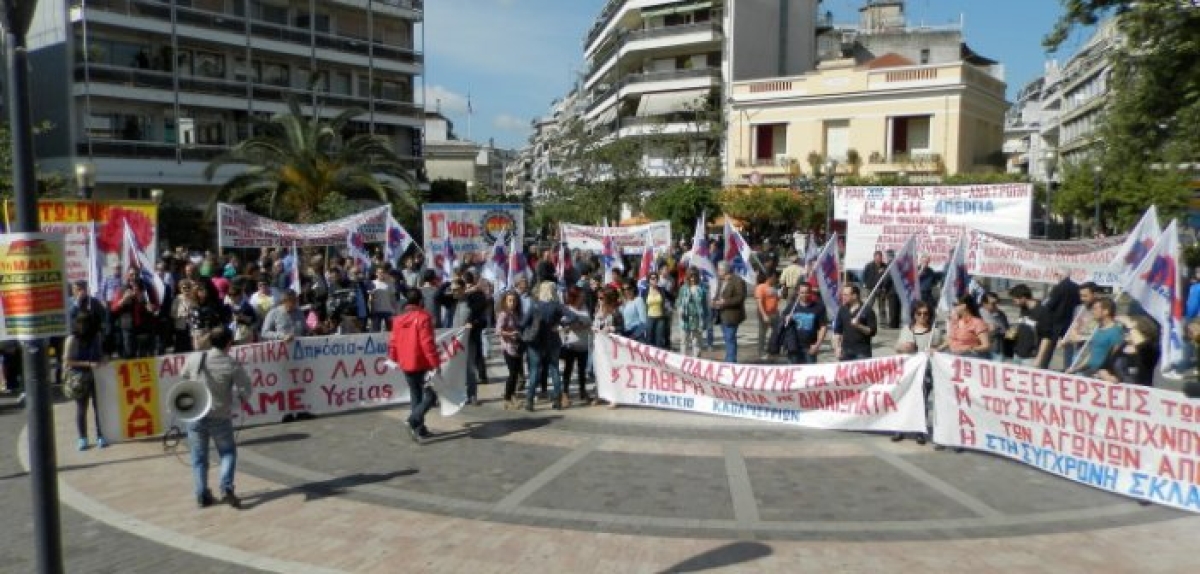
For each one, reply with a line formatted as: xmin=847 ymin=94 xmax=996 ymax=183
xmin=561 ymin=222 xmax=672 ymax=255
xmin=217 ymin=203 xmax=390 ymax=249
xmin=835 ymin=184 xmax=1033 ymax=271
xmin=931 ymin=353 xmax=1200 ymax=513
xmin=593 ymin=333 xmax=928 ymax=432
xmin=94 ymin=328 xmax=470 ymax=442
xmin=422 ymin=204 xmax=524 ymax=268
xmin=964 ymin=230 xmax=1127 ymax=286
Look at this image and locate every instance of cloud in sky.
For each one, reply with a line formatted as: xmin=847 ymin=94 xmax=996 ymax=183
xmin=425 ymin=85 xmax=469 ymax=115
xmin=493 ymin=114 xmax=529 ymax=132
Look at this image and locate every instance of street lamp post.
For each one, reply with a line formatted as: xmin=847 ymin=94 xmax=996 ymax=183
xmin=1093 ymin=165 xmax=1102 ymax=236
xmin=74 ymin=162 xmax=95 ymax=199
xmin=825 ymin=160 xmax=838 ymax=239
xmin=4 ymin=0 xmax=66 ymax=572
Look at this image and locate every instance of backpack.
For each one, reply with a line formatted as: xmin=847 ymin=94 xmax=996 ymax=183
xmin=521 ymin=304 xmax=546 ymax=345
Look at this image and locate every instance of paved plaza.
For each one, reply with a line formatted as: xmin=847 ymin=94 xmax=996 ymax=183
xmin=2 ymin=307 xmax=1198 ymax=572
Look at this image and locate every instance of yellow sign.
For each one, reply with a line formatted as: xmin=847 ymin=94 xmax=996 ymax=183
xmin=114 ymin=359 xmax=161 ymax=439
xmin=0 ymin=233 xmax=69 ymax=341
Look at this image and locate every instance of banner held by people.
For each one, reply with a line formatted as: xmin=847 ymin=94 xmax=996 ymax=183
xmin=594 ymin=333 xmax=928 ymax=432
xmin=964 ymin=230 xmax=1127 ymax=286
xmin=94 ymin=328 xmax=471 ymax=442
xmin=931 ymin=353 xmax=1200 ymax=513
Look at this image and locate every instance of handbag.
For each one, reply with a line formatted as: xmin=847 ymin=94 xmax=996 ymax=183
xmin=63 ymin=369 xmax=92 ymax=401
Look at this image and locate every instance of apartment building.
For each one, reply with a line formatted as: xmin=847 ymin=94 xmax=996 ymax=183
xmin=725 ymin=0 xmax=1007 ymax=186
xmin=423 ymin=112 xmax=512 ymax=199
xmin=26 ymin=0 xmax=423 ymax=206
xmin=1004 ymin=18 xmax=1118 ymax=180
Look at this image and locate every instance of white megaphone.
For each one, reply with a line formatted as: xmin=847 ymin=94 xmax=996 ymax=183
xmin=167 ymin=379 xmax=212 ymax=423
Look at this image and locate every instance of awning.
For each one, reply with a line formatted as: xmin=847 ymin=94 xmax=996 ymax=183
xmin=592 ymin=104 xmax=618 ymax=126
xmin=636 ymin=88 xmax=709 ymax=117
xmin=641 ymin=1 xmax=712 ymax=18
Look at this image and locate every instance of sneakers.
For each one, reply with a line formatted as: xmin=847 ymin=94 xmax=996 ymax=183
xmin=1162 ymin=369 xmax=1186 ymax=381
xmin=221 ymin=489 xmax=241 ymax=509
xmin=76 ymin=438 xmax=88 ymax=451
xmin=406 ymin=423 xmax=421 ymax=444
xmin=915 ymin=435 xmax=928 ymax=446
xmin=890 ymin=434 xmax=904 ymax=442
xmin=96 ymin=437 xmax=108 ymax=449
xmin=197 ymin=490 xmax=215 ymax=509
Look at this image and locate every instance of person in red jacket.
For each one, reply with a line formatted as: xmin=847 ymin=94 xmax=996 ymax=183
xmin=388 ymin=289 xmax=442 ymax=443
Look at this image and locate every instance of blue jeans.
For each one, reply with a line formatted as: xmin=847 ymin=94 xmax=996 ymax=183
xmin=187 ymin=417 xmax=237 ymax=498
xmin=721 ymin=324 xmax=739 ymax=363
xmin=404 ymin=370 xmax=436 ymax=430
xmin=787 ymin=348 xmax=817 ymax=365
xmin=370 ymin=312 xmax=392 ymax=333
xmin=526 ymin=346 xmax=563 ymax=405
xmin=647 ymin=317 xmax=667 ymax=349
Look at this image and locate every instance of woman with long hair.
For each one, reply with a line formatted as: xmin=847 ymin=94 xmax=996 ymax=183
xmin=676 ymin=270 xmax=708 ymax=356
xmin=171 ymin=279 xmax=197 ymax=353
xmin=560 ymin=286 xmax=594 ymax=406
xmin=591 ymin=287 xmax=624 ymax=407
xmin=945 ymin=294 xmax=991 ymax=358
xmin=64 ymin=314 xmax=105 ymax=450
xmin=1097 ymin=316 xmax=1160 ymax=386
xmin=892 ymin=300 xmax=942 ymax=445
xmin=189 ymin=281 xmax=232 ymax=351
xmin=496 ymin=290 xmax=524 ymax=409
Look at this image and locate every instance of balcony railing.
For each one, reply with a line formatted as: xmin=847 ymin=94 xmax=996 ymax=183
xmin=79 ymin=139 xmax=227 ymax=161
xmin=78 ymin=0 xmax=422 ymax=65
xmin=585 ymin=22 xmax=722 ymax=82
xmin=624 ymin=67 xmax=720 ymax=86
xmin=76 ymin=63 xmax=421 ymax=117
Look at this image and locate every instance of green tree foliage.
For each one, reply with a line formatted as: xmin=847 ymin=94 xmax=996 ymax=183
xmin=643 ymin=182 xmax=717 ymax=235
xmin=718 ymin=187 xmax=822 ymax=238
xmin=428 ymin=178 xmax=468 ymax=203
xmin=1045 ymin=1 xmax=1200 ymax=227
xmin=0 ymin=121 xmax=70 ymax=199
xmin=204 ymin=98 xmax=418 ymax=223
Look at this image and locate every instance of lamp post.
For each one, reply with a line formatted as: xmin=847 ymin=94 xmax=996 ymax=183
xmin=1042 ymin=151 xmax=1057 ymax=239
xmin=74 ymin=162 xmax=95 ymax=199
xmin=897 ymin=170 xmax=907 ymax=184
xmin=150 ymin=188 xmax=163 ymax=204
xmin=4 ymin=0 xmax=66 ymax=572
xmin=466 ymin=180 xmax=475 ymax=203
xmin=824 ymin=159 xmax=837 ymax=239
xmin=1093 ymin=165 xmax=1102 ymax=236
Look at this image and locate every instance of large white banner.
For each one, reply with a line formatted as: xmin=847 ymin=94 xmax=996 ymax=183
xmin=422 ymin=204 xmax=524 ymax=268
xmin=594 ymin=333 xmax=928 ymax=432
xmin=95 ymin=328 xmax=471 ymax=442
xmin=965 ymin=230 xmax=1126 ymax=286
xmin=217 ymin=204 xmax=390 ymax=248
xmin=561 ymin=222 xmax=672 ymax=255
xmin=836 ymin=184 xmax=1033 ymax=271
xmin=931 ymin=353 xmax=1200 ymax=513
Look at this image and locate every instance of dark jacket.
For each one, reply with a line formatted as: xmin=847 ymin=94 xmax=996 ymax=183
xmin=715 ymin=274 xmax=747 ymax=326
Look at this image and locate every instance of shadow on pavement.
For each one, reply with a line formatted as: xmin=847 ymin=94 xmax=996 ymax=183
xmin=461 ymin=415 xmax=561 ymax=440
xmin=657 ymin=541 xmax=773 ymax=573
xmin=239 ymin=468 xmax=418 ymax=510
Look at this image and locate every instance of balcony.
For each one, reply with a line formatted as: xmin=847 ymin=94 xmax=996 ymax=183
xmin=584 ymin=22 xmax=722 ymax=86
xmin=624 ymin=67 xmax=721 ymax=86
xmin=76 ymin=63 xmax=422 ymax=117
xmin=79 ymin=139 xmax=227 ymax=162
xmin=77 ymin=0 xmax=423 ymax=66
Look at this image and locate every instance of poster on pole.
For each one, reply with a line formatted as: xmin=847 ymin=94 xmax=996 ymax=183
xmin=835 ymin=184 xmax=1033 ymax=271
xmin=422 ymin=204 xmax=523 ymax=268
xmin=931 ymin=353 xmax=1200 ymax=513
xmin=593 ymin=333 xmax=928 ymax=432
xmin=0 ymin=233 xmax=69 ymax=340
xmin=964 ymin=230 xmax=1127 ymax=285
xmin=2 ymin=199 xmax=158 ymax=288
xmin=217 ymin=204 xmax=389 ymax=248
xmin=561 ymin=222 xmax=672 ymax=255
xmin=94 ymin=328 xmax=471 ymax=442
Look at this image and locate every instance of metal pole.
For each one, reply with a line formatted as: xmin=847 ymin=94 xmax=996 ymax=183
xmin=3 ymin=0 xmax=65 ymax=571
xmin=1093 ymin=168 xmax=1102 ymax=236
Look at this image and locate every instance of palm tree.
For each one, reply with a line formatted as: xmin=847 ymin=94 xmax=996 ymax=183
xmin=204 ymin=97 xmax=419 ymax=222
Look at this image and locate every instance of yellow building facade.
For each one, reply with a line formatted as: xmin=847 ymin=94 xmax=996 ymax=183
xmin=725 ymin=55 xmax=1007 ymax=187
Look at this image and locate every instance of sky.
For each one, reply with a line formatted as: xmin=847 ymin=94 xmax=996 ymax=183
xmin=421 ymin=0 xmax=1093 ymax=150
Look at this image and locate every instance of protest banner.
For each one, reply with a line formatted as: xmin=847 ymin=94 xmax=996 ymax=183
xmin=835 ymin=184 xmax=1032 ymax=271
xmin=3 ymin=199 xmax=157 ymax=287
xmin=217 ymin=203 xmax=390 ymax=249
xmin=561 ymin=222 xmax=672 ymax=255
xmin=94 ymin=328 xmax=470 ymax=442
xmin=593 ymin=333 xmax=928 ymax=432
xmin=931 ymin=353 xmax=1200 ymax=512
xmin=964 ymin=230 xmax=1127 ymax=286
xmin=0 ymin=233 xmax=69 ymax=340
xmin=422 ymin=204 xmax=524 ymax=268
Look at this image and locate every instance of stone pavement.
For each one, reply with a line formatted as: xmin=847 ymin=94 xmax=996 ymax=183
xmin=2 ymin=303 xmax=1198 ymax=572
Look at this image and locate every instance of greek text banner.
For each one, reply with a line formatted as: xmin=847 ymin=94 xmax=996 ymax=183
xmin=95 ymin=328 xmax=470 ymax=442
xmin=217 ymin=204 xmax=390 ymax=248
xmin=561 ymin=222 xmax=672 ymax=255
xmin=965 ymin=230 xmax=1126 ymax=286
xmin=931 ymin=353 xmax=1200 ymax=513
xmin=594 ymin=333 xmax=927 ymax=432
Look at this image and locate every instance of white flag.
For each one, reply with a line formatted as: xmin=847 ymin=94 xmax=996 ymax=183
xmin=1122 ymin=220 xmax=1186 ymax=367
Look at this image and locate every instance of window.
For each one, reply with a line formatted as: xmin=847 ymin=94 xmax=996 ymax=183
xmin=176 ymin=50 xmax=193 ymax=75
xmin=752 ymin=123 xmax=787 ymax=163
xmin=126 ymin=187 xmax=153 ymax=200
xmin=262 ymin=62 xmax=289 ymax=86
xmin=195 ymin=118 xmax=225 ymax=145
xmin=377 ymin=80 xmax=400 ymax=101
xmin=890 ymin=115 xmax=932 ymax=157
xmin=296 ymin=67 xmax=330 ymax=91
xmin=823 ymin=119 xmax=849 ymax=162
xmin=234 ymin=58 xmax=260 ymax=82
xmin=330 ymin=71 xmax=352 ymax=95
xmin=919 ymin=49 xmax=930 ymax=65
xmin=295 ymin=12 xmax=331 ymax=32
xmin=194 ymin=51 xmax=224 ymax=78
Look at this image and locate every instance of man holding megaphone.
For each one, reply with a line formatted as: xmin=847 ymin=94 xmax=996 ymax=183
xmin=180 ymin=326 xmax=253 ymax=509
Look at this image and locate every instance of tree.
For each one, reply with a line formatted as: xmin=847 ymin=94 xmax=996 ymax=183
xmin=1044 ymin=1 xmax=1200 ymax=225
xmin=643 ymin=181 xmax=717 ymax=235
xmin=428 ymin=178 xmax=468 ymax=203
xmin=0 ymin=121 xmax=70 ymax=199
xmin=204 ymin=98 xmax=419 ymax=223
